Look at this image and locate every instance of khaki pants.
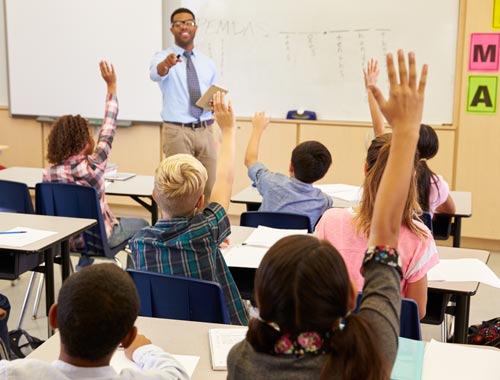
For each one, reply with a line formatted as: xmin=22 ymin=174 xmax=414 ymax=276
xmin=162 ymin=122 xmax=217 ymax=205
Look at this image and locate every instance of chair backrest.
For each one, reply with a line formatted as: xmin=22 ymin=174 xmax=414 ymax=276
xmin=355 ymin=293 xmax=422 ymax=340
xmin=0 ymin=180 xmax=34 ymax=214
xmin=127 ymin=270 xmax=231 ymax=324
xmin=420 ymin=211 xmax=433 ymax=233
xmin=240 ymin=211 xmax=312 ymax=233
xmin=432 ymin=214 xmax=453 ymax=240
xmin=35 ymin=182 xmax=122 ymax=258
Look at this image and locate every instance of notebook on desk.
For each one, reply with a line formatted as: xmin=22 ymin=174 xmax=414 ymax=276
xmin=104 ymin=172 xmax=136 ymax=181
xmin=208 ymin=328 xmax=248 ymax=370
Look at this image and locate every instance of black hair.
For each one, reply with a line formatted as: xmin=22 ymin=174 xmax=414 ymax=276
xmin=291 ymin=141 xmax=332 ymax=183
xmin=247 ymin=235 xmax=388 ymax=380
xmin=170 ymin=8 xmax=195 ymax=23
xmin=57 ymin=264 xmax=139 ymax=361
xmin=416 ymin=124 xmax=440 ymax=212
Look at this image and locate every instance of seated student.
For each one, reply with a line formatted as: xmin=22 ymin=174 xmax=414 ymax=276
xmin=244 ymin=112 xmax=333 ymax=230
xmin=0 ymin=263 xmax=189 ymax=379
xmin=364 ymin=58 xmax=455 ymax=217
xmin=43 ymin=61 xmax=148 ymax=266
xmin=227 ymin=50 xmax=428 ymax=380
xmin=315 ymin=132 xmax=438 ymax=319
xmin=129 ymin=92 xmax=248 ymax=326
xmin=0 ymin=294 xmax=10 ymax=358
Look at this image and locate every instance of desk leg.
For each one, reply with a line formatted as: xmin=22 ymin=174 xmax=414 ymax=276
xmin=453 ymin=216 xmax=462 ymax=248
xmin=44 ymin=247 xmax=55 ymax=337
xmin=61 ymin=240 xmax=71 ymax=281
xmin=130 ymin=195 xmax=157 ymax=225
xmin=452 ymin=294 xmax=470 ymax=344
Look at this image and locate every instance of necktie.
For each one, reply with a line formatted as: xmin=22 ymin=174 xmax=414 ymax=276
xmin=183 ymin=50 xmax=203 ymax=119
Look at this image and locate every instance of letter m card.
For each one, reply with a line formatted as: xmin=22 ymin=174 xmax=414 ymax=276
xmin=469 ymin=33 xmax=500 ymax=71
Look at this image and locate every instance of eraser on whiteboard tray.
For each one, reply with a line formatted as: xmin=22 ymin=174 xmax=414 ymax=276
xmin=286 ymin=110 xmax=317 ymax=120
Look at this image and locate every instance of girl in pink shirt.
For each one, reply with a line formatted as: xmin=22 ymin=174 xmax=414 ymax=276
xmin=316 ymin=133 xmax=439 ymax=319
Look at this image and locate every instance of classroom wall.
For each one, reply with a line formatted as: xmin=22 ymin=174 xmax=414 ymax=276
xmin=0 ymin=0 xmax=497 ymax=245
xmin=454 ymin=0 xmax=500 ymax=241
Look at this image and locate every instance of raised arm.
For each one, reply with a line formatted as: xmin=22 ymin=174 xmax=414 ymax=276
xmin=368 ymin=51 xmax=427 ymax=247
xmin=244 ymin=112 xmax=270 ymax=168
xmin=210 ymin=92 xmax=237 ymax=211
xmin=88 ymin=61 xmax=118 ymax=166
xmin=364 ymin=59 xmax=386 ymax=136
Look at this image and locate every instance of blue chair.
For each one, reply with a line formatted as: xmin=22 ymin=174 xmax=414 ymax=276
xmin=0 ymin=180 xmax=34 ymax=214
xmin=127 ymin=270 xmax=231 ymax=324
xmin=420 ymin=211 xmax=433 ymax=233
xmin=35 ymin=183 xmax=128 ymax=260
xmin=355 ymin=293 xmax=422 ymax=340
xmin=240 ymin=211 xmax=312 ymax=233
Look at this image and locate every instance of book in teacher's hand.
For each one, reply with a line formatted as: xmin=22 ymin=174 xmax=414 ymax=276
xmin=208 ymin=328 xmax=248 ymax=370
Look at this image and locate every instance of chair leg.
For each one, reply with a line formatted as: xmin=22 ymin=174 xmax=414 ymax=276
xmin=31 ymin=274 xmax=45 ymax=320
xmin=16 ymin=272 xmax=37 ymax=329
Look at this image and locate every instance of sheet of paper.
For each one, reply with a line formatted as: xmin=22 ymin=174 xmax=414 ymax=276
xmin=428 ymin=259 xmax=500 ymax=288
xmin=243 ymin=225 xmax=308 ymax=248
xmin=422 ymin=340 xmax=500 ymax=380
xmin=111 ymin=349 xmax=199 ymax=377
xmin=391 ymin=337 xmax=425 ymax=380
xmin=208 ymin=328 xmax=248 ymax=370
xmin=223 ymin=245 xmax=268 ymax=268
xmin=0 ymin=226 xmax=57 ymax=247
xmin=314 ymin=184 xmax=362 ymax=202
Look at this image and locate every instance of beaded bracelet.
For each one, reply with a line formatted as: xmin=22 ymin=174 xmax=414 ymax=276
xmin=361 ymin=245 xmax=402 ymax=278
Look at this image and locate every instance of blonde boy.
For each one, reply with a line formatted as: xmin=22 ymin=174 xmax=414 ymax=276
xmin=129 ymin=93 xmax=248 ymax=325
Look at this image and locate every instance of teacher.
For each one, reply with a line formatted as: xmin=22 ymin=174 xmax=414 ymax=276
xmin=149 ymin=7 xmax=218 ymax=204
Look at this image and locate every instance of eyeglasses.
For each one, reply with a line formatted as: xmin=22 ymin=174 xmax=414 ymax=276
xmin=172 ymin=20 xmax=196 ymax=28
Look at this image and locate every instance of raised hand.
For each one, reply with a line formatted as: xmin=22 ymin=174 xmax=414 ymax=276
xmin=213 ymin=91 xmax=235 ymax=130
xmin=368 ymin=50 xmax=427 ymax=136
xmin=99 ymin=60 xmax=116 ymax=94
xmin=252 ymin=112 xmax=270 ymax=132
xmin=363 ymin=58 xmax=380 ymax=88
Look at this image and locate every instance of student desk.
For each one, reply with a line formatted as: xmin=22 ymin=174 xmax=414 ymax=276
xmin=0 ymin=212 xmax=96 ymax=335
xmin=28 ymin=316 xmax=239 ymax=380
xmin=225 ymin=226 xmax=489 ymax=344
xmin=0 ymin=166 xmax=158 ymax=224
xmin=231 ymin=186 xmax=472 ymax=247
xmin=231 ymin=184 xmax=358 ymax=211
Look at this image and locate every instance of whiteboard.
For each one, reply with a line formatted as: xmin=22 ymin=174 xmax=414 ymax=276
xmin=5 ymin=0 xmax=163 ymax=122
xmin=168 ymin=0 xmax=460 ymax=124
xmin=0 ymin=1 xmax=8 ymax=106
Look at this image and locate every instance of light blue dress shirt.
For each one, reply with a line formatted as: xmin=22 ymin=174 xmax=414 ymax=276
xmin=248 ymin=162 xmax=334 ymax=230
xmin=149 ymin=45 xmax=217 ymax=123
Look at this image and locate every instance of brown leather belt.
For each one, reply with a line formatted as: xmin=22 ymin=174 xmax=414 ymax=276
xmin=165 ymin=119 xmax=214 ymax=129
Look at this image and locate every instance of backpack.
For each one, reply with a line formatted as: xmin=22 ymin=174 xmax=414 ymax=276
xmin=8 ymin=329 xmax=44 ymax=359
xmin=467 ymin=317 xmax=500 ymax=348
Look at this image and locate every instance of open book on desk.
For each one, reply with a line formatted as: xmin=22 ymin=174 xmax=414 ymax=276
xmin=208 ymin=328 xmax=248 ymax=370
xmin=242 ymin=225 xmax=308 ymax=248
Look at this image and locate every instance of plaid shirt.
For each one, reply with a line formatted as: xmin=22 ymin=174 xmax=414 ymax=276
xmin=129 ymin=202 xmax=248 ymax=326
xmin=43 ymin=93 xmax=119 ymax=247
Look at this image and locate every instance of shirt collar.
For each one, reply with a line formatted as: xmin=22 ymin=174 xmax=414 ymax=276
xmin=52 ymin=360 xmax=117 ymax=377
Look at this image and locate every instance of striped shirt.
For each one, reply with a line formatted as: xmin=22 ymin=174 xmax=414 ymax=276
xmin=129 ymin=203 xmax=248 ymax=326
xmin=43 ymin=93 xmax=119 ymax=246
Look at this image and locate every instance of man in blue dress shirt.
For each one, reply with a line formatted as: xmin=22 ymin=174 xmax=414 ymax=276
xmin=149 ymin=8 xmax=218 ymax=204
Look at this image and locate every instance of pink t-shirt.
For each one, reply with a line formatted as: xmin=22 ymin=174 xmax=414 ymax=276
xmin=315 ymin=208 xmax=439 ymax=296
xmin=429 ymin=174 xmax=450 ymax=217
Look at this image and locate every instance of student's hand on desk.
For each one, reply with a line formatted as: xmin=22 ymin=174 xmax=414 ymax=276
xmin=124 ymin=333 xmax=152 ymax=360
xmin=252 ymin=112 xmax=270 ymax=132
xmin=213 ymin=91 xmax=236 ymax=130
xmin=363 ymin=58 xmax=380 ymax=88
xmin=99 ymin=60 xmax=116 ymax=93
xmin=368 ymin=50 xmax=427 ymax=135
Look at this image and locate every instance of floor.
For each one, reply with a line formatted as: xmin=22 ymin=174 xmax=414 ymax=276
xmin=1 ymin=240 xmax=499 ymax=344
